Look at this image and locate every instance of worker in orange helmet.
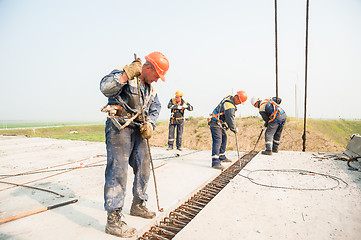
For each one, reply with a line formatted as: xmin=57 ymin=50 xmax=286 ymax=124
xmin=208 ymin=91 xmax=247 ymax=170
xmin=100 ymin=52 xmax=169 ymax=238
xmin=167 ymin=90 xmax=193 ymax=151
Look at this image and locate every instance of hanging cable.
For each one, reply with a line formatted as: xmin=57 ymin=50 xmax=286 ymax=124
xmin=302 ymin=0 xmax=310 ymax=152
xmin=274 ymin=0 xmax=279 ymax=100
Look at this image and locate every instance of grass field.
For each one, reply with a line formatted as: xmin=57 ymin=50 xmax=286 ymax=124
xmin=307 ymin=119 xmax=361 ymax=147
xmin=0 ymin=119 xmax=360 ymax=151
xmin=0 ymin=121 xmax=103 ymax=129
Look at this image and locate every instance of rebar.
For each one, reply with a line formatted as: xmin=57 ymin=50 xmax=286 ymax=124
xmin=138 ymin=150 xmax=259 ymax=239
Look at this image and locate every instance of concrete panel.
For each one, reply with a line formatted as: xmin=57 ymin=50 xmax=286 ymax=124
xmin=345 ymin=134 xmax=361 ymax=158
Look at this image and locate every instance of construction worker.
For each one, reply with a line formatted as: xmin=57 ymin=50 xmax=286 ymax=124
xmin=99 ymin=52 xmax=169 ymax=238
xmin=208 ymin=91 xmax=247 ymax=170
xmin=251 ymin=96 xmax=287 ymax=155
xmin=167 ymin=90 xmax=193 ymax=151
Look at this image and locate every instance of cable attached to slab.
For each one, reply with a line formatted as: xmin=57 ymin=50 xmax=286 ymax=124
xmin=239 ymin=169 xmax=348 ymax=191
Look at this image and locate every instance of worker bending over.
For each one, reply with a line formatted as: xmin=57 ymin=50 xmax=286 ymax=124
xmin=251 ymin=96 xmax=287 ymax=155
xmin=100 ymin=52 xmax=169 ymax=238
xmin=167 ymin=90 xmax=193 ymax=151
xmin=208 ymin=91 xmax=247 ymax=170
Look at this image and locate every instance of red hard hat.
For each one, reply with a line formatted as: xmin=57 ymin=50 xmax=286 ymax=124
xmin=145 ymin=52 xmax=169 ymax=82
xmin=236 ymin=91 xmax=247 ymax=103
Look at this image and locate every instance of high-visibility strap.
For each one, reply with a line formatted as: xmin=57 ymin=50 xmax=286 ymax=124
xmin=261 ymin=99 xmax=284 ymax=123
xmin=208 ymin=95 xmax=234 ymax=123
xmin=171 ymin=117 xmax=184 ymax=120
xmin=209 ymin=111 xmax=224 ymax=122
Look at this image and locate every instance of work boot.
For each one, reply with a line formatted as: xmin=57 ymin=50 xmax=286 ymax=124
xmin=221 ymin=158 xmax=232 ymax=163
xmin=130 ymin=199 xmax=156 ymax=219
xmin=167 ymin=146 xmax=173 ymax=151
xmin=212 ymin=163 xmax=224 ymax=170
xmin=177 ymin=147 xmax=182 ymax=151
xmin=261 ymin=150 xmax=272 ymax=155
xmin=272 ymin=148 xmax=278 ymax=153
xmin=105 ymin=209 xmax=136 ymax=238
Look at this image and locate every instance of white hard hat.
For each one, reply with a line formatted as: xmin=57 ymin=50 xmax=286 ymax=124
xmin=251 ymin=96 xmax=259 ymax=106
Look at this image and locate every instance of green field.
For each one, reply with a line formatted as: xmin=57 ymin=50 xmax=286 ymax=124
xmin=307 ymin=119 xmax=361 ymax=147
xmin=1 ymin=121 xmax=103 ymax=129
xmin=0 ymin=119 xmax=360 ymax=149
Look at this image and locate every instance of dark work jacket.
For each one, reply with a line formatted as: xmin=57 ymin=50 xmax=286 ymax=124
xmin=99 ymin=68 xmax=161 ymax=128
xmin=209 ymin=95 xmax=237 ymax=132
xmin=259 ymin=99 xmax=287 ymax=126
xmin=167 ymin=98 xmax=193 ymax=125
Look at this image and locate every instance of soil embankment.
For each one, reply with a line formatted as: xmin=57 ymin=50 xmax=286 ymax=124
xmin=152 ymin=117 xmax=345 ymax=153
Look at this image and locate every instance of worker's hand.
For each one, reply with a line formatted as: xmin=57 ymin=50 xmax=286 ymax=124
xmin=232 ymin=128 xmax=238 ymax=134
xmin=101 ymin=105 xmax=117 ymax=115
xmin=123 ymin=58 xmax=142 ymax=80
xmin=221 ymin=123 xmax=228 ymax=130
xmin=262 ymin=125 xmax=267 ymax=130
xmin=140 ymin=122 xmax=153 ymax=139
xmin=177 ymin=105 xmax=183 ymax=110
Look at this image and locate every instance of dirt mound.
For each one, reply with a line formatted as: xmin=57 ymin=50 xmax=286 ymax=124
xmin=151 ymin=117 xmax=344 ymax=153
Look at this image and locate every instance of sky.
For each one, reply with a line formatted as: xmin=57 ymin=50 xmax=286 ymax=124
xmin=0 ymin=0 xmax=360 ymax=122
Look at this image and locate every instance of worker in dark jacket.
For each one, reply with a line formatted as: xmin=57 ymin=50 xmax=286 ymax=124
xmin=167 ymin=90 xmax=193 ymax=151
xmin=251 ymin=96 xmax=287 ymax=155
xmin=100 ymin=52 xmax=169 ymax=238
xmin=208 ymin=91 xmax=247 ymax=170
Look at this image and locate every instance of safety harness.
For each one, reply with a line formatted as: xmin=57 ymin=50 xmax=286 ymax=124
xmin=209 ymin=95 xmax=234 ymax=123
xmin=170 ymin=98 xmax=187 ymax=124
xmin=260 ymin=99 xmax=285 ymax=124
xmin=101 ymin=80 xmax=154 ymax=131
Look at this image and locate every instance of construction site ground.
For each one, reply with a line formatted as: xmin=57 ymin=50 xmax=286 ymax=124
xmin=0 ymin=135 xmax=360 ymax=240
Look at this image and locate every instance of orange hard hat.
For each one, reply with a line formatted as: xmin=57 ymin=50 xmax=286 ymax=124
xmin=175 ymin=90 xmax=183 ymax=97
xmin=145 ymin=52 xmax=169 ymax=82
xmin=236 ymin=91 xmax=247 ymax=103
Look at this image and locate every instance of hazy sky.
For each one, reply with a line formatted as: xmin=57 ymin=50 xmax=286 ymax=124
xmin=1 ymin=0 xmax=360 ymax=122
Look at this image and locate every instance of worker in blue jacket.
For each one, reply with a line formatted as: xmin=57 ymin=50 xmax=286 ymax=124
xmin=167 ymin=90 xmax=193 ymax=151
xmin=208 ymin=91 xmax=247 ymax=170
xmin=251 ymin=96 xmax=287 ymax=155
xmin=99 ymin=52 xmax=169 ymax=238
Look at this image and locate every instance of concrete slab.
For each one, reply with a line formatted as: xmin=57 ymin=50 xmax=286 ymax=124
xmin=0 ymin=136 xmax=238 ymax=240
xmin=345 ymin=134 xmax=361 ymax=157
xmin=174 ymin=151 xmax=361 ymax=240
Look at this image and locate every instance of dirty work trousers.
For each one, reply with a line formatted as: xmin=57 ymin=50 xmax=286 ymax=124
xmin=104 ymin=119 xmax=150 ymax=211
xmin=265 ymin=120 xmax=286 ymax=151
xmin=210 ymin=124 xmax=228 ymax=167
xmin=168 ymin=123 xmax=184 ymax=149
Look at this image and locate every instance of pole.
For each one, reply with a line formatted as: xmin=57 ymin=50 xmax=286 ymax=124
xmin=0 ymin=199 xmax=78 ymax=224
xmin=302 ymin=0 xmax=310 ymax=152
xmin=235 ymin=132 xmax=240 ymax=160
xmin=295 ymin=83 xmax=298 ymax=120
xmin=146 ymin=139 xmax=163 ymax=212
xmin=253 ymin=128 xmax=265 ymax=151
xmin=274 ymin=0 xmax=279 ymax=100
xmin=135 ymin=54 xmax=163 ymax=212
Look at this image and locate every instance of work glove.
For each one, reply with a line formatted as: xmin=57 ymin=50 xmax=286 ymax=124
xmin=101 ymin=105 xmax=117 ymax=115
xmin=140 ymin=122 xmax=153 ymax=139
xmin=232 ymin=128 xmax=238 ymax=134
xmin=123 ymin=58 xmax=142 ymax=80
xmin=262 ymin=125 xmax=267 ymax=130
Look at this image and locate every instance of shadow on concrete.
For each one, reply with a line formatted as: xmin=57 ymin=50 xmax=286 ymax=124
xmin=10 ymin=182 xmax=105 ymax=232
xmin=0 ymin=232 xmax=22 ymax=240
